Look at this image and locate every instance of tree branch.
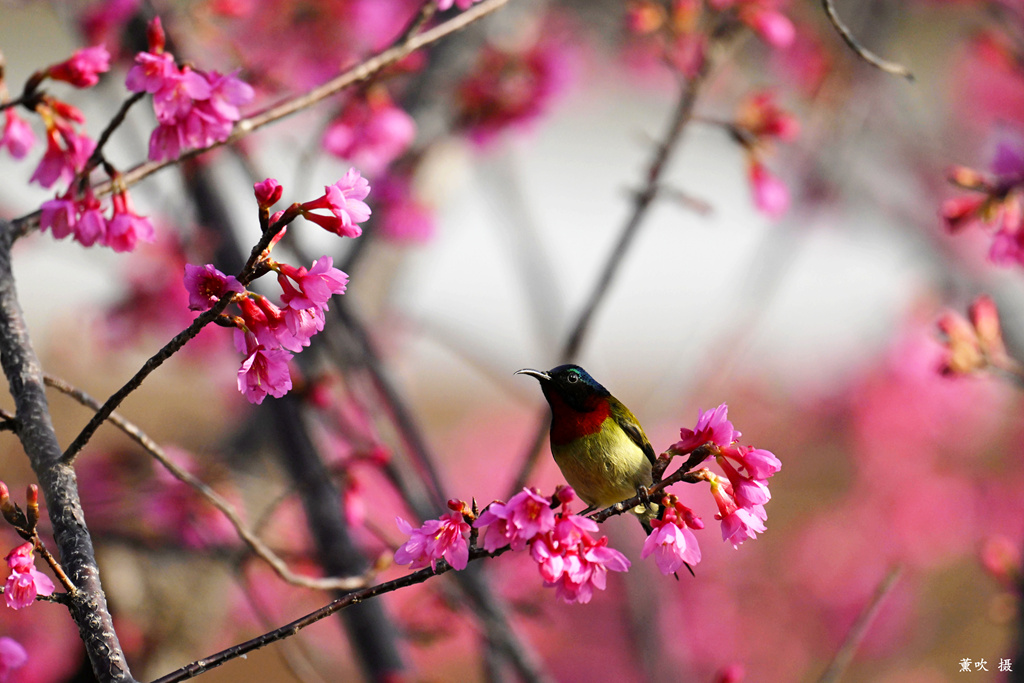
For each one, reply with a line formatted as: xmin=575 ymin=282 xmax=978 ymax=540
xmin=0 ymin=220 xmax=134 ymax=683
xmin=821 ymin=0 xmax=914 ymax=81
xmin=45 ymin=374 xmax=370 ymax=592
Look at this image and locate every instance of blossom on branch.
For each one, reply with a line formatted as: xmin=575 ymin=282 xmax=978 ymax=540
xmin=3 ymin=543 xmax=54 ymax=610
xmin=672 ymin=404 xmax=780 ymax=546
xmin=299 ymin=169 xmax=372 ymax=238
xmin=394 ymin=511 xmax=471 ymax=571
xmin=235 ymin=330 xmax=293 ymax=405
xmin=126 ymin=17 xmax=253 ymax=161
xmin=531 ymin=513 xmax=631 ymax=604
xmin=323 ymin=93 xmax=416 ymax=175
xmin=29 ymin=121 xmax=95 ymax=189
xmin=46 ymin=45 xmax=111 ymax=88
xmin=0 ymin=111 xmax=35 ymax=160
xmin=641 ymin=500 xmax=703 ymax=575
xmin=474 ymin=487 xmax=556 ymax=552
xmin=937 ymin=294 xmax=1013 ymax=376
xmin=183 ymin=264 xmax=243 ymax=311
xmin=943 ymin=138 xmax=1024 ymax=267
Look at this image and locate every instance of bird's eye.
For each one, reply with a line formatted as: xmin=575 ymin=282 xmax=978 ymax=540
xmin=567 ymin=372 xmax=579 ymax=383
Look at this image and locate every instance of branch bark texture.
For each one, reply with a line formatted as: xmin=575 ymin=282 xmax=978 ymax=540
xmin=0 ymin=221 xmax=134 ymax=683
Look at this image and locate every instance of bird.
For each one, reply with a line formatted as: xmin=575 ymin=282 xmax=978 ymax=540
xmin=515 ymin=364 xmax=658 ymax=523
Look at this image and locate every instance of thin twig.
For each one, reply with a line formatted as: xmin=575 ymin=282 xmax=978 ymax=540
xmin=817 ymin=566 xmax=903 ymax=683
xmin=822 ymin=0 xmax=914 ymax=81
xmin=60 ymin=207 xmax=294 ymax=463
xmin=9 ymin=0 xmax=512 ymax=239
xmin=0 ymin=221 xmax=134 ymax=682
xmin=148 ymin=545 xmax=512 ymax=683
xmin=46 ymin=374 xmax=369 ymax=592
xmin=79 ymin=92 xmax=147 ymax=181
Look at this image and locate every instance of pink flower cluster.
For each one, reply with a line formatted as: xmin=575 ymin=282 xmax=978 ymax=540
xmin=40 ymin=185 xmax=155 ymax=252
xmin=125 ymin=17 xmax=253 ymax=161
xmin=394 ymin=508 xmax=472 ymax=572
xmin=0 ymin=111 xmax=35 ymax=160
xmin=625 ymin=0 xmax=794 ymax=79
xmin=671 ymin=403 xmax=781 ymax=547
xmin=29 ymin=100 xmax=96 ymax=189
xmin=395 ymin=488 xmax=631 ymax=604
xmin=943 ymin=139 xmax=1024 ymax=267
xmin=455 ymin=30 xmax=575 ymax=146
xmin=46 ymin=45 xmax=111 ymax=88
xmin=4 ymin=543 xmax=54 ymax=611
xmin=734 ymin=90 xmax=799 ymax=220
xmin=322 ymin=93 xmax=416 ymax=176
xmin=710 ymin=0 xmax=795 ymax=48
xmin=184 ymin=174 xmax=368 ymax=404
xmin=937 ymin=294 xmax=1011 ymax=376
xmin=641 ymin=498 xmax=704 ymax=575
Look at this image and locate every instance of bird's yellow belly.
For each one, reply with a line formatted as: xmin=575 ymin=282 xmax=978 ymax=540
xmin=551 ymin=427 xmax=652 ymax=509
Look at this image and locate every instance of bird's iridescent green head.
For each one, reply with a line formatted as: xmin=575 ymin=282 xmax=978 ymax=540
xmin=515 ymin=364 xmax=610 ymax=412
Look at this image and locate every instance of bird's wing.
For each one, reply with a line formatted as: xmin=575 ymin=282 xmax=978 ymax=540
xmin=610 ymin=398 xmax=658 ymax=467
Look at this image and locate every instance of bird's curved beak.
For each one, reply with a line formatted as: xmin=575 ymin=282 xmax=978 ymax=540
xmin=515 ymin=368 xmax=551 ymax=382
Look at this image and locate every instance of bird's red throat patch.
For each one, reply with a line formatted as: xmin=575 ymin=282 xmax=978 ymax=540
xmin=547 ymin=392 xmax=611 ymax=445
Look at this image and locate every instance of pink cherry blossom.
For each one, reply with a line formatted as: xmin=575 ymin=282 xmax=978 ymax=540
xmin=128 ymin=36 xmax=253 ymax=162
xmin=29 ymin=125 xmax=95 ymax=189
xmin=4 ymin=543 xmax=55 ymax=610
xmin=709 ymin=474 xmax=767 ymax=547
xmin=236 ymin=331 xmax=293 ymax=404
xmin=40 ymin=188 xmax=108 ymax=247
xmin=674 ymin=403 xmax=739 ymax=454
xmin=183 ymin=263 xmax=244 ymax=311
xmin=74 ymin=191 xmax=108 ymax=247
xmin=474 ymin=488 xmax=557 ymax=552
xmin=374 ymin=175 xmax=436 ymax=243
xmin=533 ymin=530 xmax=630 ymax=605
xmin=299 ymin=168 xmax=372 ymax=238
xmin=254 ymin=178 xmax=283 ymax=208
xmin=749 ymin=161 xmax=790 ymax=219
xmin=736 ymin=90 xmax=800 ymax=142
xmin=0 ymin=637 xmax=27 ymax=681
xmin=39 ymin=193 xmax=78 ymax=240
xmin=394 ymin=511 xmax=471 ymax=571
xmin=741 ymin=7 xmax=795 ymax=48
xmin=0 ymin=111 xmax=35 ymax=160
xmin=47 ymin=45 xmax=111 ymax=88
xmin=456 ymin=35 xmax=575 ymax=146
xmin=277 ymin=257 xmax=349 ymax=311
xmin=106 ymin=190 xmax=156 ymax=252
xmin=125 ymin=50 xmax=177 ymax=94
xmin=323 ymin=97 xmax=416 ymax=175
xmin=641 ymin=507 xmax=702 ymax=575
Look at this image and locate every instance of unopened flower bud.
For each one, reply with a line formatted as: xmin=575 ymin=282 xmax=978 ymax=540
xmin=949 ymin=165 xmax=986 ymax=190
xmin=25 ymin=485 xmax=39 ymax=530
xmin=147 ymin=16 xmax=167 ymax=54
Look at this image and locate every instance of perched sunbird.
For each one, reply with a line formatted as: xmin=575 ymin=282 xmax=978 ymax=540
xmin=516 ymin=364 xmax=658 ymax=524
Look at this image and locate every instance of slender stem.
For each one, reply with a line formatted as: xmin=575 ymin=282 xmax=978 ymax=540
xmin=0 ymin=221 xmax=134 ymax=682
xmin=46 ymin=374 xmax=369 ymax=592
xmin=61 ymin=208 xmax=292 ymax=464
xmin=821 ymin=0 xmax=914 ymax=81
xmin=148 ymin=545 xmax=512 ymax=683
xmin=817 ymin=567 xmax=903 ymax=683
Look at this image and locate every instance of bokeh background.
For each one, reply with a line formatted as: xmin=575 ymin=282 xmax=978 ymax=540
xmin=1 ymin=0 xmax=1023 ymax=681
